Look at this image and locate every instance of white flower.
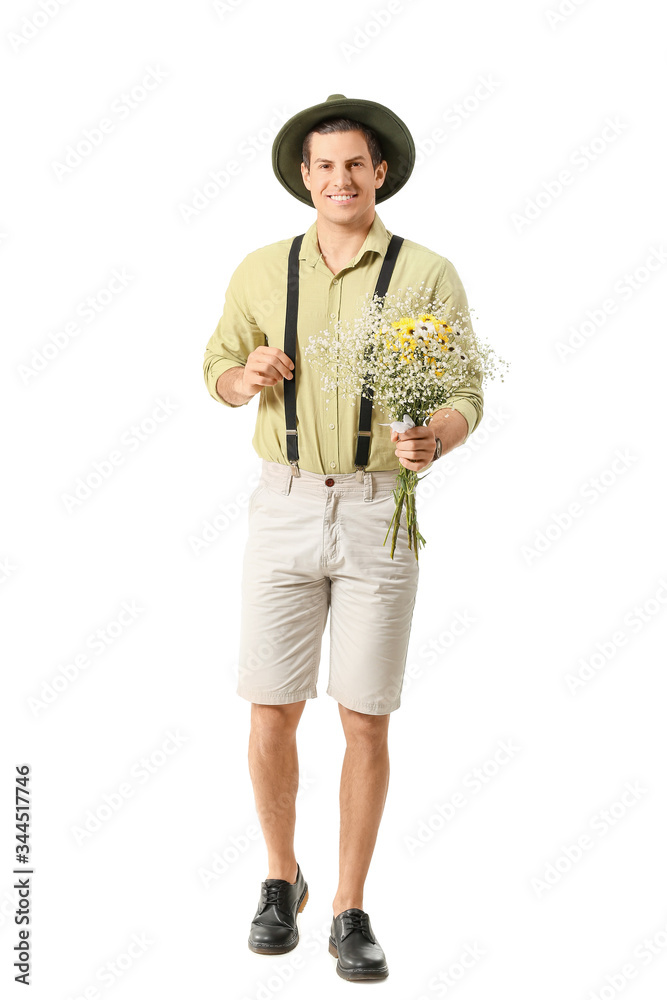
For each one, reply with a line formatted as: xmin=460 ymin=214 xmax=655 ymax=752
xmin=415 ymin=321 xmax=435 ymax=338
xmin=379 ymin=413 xmax=415 ymax=434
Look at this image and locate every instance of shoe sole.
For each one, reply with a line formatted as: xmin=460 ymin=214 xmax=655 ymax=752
xmin=328 ymin=937 xmax=389 ymax=981
xmin=248 ymin=886 xmax=309 ymax=955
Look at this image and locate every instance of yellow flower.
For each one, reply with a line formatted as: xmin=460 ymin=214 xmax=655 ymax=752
xmin=419 ymin=313 xmax=452 ymax=336
xmin=383 ymin=313 xmax=452 ymax=367
xmin=391 ymin=317 xmax=416 ymax=334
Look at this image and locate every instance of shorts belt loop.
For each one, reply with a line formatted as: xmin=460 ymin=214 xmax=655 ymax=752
xmin=364 ymin=470 xmax=373 ymax=502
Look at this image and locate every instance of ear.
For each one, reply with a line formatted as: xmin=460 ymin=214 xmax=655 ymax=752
xmin=375 ymin=159 xmax=388 ymax=190
xmin=300 ymin=162 xmax=311 ymax=191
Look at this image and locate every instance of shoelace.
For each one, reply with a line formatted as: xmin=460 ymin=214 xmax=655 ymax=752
xmin=339 ymin=910 xmax=374 ymax=942
xmin=262 ymin=882 xmax=287 ymax=911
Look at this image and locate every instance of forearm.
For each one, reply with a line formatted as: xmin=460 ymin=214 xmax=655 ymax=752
xmin=216 ymin=366 xmax=256 ymax=407
xmin=428 ymin=407 xmax=469 ymax=456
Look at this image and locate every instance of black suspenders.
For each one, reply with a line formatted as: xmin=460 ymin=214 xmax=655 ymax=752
xmin=283 ymin=232 xmax=404 ymax=477
xmin=284 ymin=235 xmax=304 ymax=476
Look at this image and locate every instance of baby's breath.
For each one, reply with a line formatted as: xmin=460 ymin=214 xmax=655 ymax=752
xmin=304 ymin=281 xmax=508 ymax=427
xmin=303 ymin=282 xmax=509 ymax=560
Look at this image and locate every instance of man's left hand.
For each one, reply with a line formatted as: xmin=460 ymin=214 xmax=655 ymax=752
xmin=390 ymin=425 xmax=436 ymax=472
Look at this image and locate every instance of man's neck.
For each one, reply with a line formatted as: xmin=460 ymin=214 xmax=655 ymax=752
xmin=316 ymin=210 xmax=376 ymax=269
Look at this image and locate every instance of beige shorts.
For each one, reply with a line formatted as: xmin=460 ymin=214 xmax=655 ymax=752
xmin=237 ymin=459 xmax=420 ymax=715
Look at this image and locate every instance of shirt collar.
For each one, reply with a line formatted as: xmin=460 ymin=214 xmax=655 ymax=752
xmin=299 ymin=211 xmax=392 ymax=269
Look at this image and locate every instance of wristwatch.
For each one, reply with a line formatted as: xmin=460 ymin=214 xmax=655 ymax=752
xmin=433 ymin=437 xmax=442 ymax=462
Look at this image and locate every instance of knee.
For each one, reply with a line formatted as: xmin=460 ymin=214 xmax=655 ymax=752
xmin=250 ymin=701 xmax=305 ymax=750
xmin=339 ymin=706 xmax=389 ymax=751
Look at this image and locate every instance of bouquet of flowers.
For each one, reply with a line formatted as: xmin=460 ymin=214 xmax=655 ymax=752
xmin=304 ymin=282 xmax=508 ymax=560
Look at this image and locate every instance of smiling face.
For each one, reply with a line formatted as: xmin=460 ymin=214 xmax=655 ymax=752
xmin=300 ymin=129 xmax=388 ymax=227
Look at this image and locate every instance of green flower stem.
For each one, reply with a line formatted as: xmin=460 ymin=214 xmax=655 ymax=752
xmin=383 ymin=467 xmax=427 ymax=561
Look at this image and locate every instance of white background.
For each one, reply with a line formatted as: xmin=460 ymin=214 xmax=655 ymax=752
xmin=2 ymin=0 xmax=666 ymax=997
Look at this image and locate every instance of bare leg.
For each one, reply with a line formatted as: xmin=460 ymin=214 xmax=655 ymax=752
xmin=248 ymin=701 xmax=306 ymax=884
xmin=333 ymin=705 xmax=390 ymax=916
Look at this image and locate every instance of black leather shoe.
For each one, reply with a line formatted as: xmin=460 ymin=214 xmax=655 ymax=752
xmin=248 ymin=864 xmax=309 ymax=955
xmin=329 ymin=908 xmax=389 ymax=981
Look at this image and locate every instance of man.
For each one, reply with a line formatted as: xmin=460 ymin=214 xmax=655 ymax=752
xmin=203 ymin=94 xmax=483 ymax=982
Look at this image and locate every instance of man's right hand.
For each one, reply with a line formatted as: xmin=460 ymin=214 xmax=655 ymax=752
xmin=241 ymin=347 xmax=295 ymax=397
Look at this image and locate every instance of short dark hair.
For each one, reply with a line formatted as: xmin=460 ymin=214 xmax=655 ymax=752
xmin=302 ymin=117 xmax=384 ymax=172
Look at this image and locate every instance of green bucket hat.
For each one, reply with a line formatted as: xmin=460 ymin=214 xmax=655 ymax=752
xmin=271 ymin=93 xmax=415 ymax=207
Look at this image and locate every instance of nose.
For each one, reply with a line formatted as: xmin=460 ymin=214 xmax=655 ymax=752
xmin=330 ymin=164 xmax=352 ymax=187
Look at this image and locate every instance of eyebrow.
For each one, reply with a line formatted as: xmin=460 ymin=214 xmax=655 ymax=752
xmin=313 ymin=155 xmax=368 ymax=164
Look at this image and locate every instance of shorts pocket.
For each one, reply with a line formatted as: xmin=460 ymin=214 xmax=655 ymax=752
xmin=368 ymin=491 xmax=395 ymax=506
xmin=248 ymin=482 xmax=267 ymax=517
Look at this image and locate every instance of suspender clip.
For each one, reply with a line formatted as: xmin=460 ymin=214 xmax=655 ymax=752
xmin=289 ymin=461 xmax=301 ymax=477
xmin=355 ymin=466 xmax=365 ymax=483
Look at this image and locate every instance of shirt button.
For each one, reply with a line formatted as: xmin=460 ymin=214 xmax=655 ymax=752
xmin=330 ymin=312 xmax=336 ymax=319
xmin=332 ymin=278 xmax=338 ymax=284
xmin=325 ymin=477 xmax=335 ymax=487
xmin=329 ymin=423 xmax=335 ymax=429
xmin=330 ymin=461 xmax=336 ymax=469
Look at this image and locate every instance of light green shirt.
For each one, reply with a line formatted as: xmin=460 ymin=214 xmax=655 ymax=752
xmin=203 ymin=211 xmax=483 ymax=474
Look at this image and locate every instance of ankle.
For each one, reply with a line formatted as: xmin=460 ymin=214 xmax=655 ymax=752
xmin=333 ymin=895 xmax=364 ymax=916
xmin=267 ymin=860 xmax=298 ymax=884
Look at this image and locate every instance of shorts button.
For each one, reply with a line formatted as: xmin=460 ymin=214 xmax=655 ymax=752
xmin=325 ymin=477 xmax=335 ymax=487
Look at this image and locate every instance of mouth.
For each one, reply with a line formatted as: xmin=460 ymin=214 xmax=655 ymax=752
xmin=326 ymin=193 xmax=357 ymax=203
